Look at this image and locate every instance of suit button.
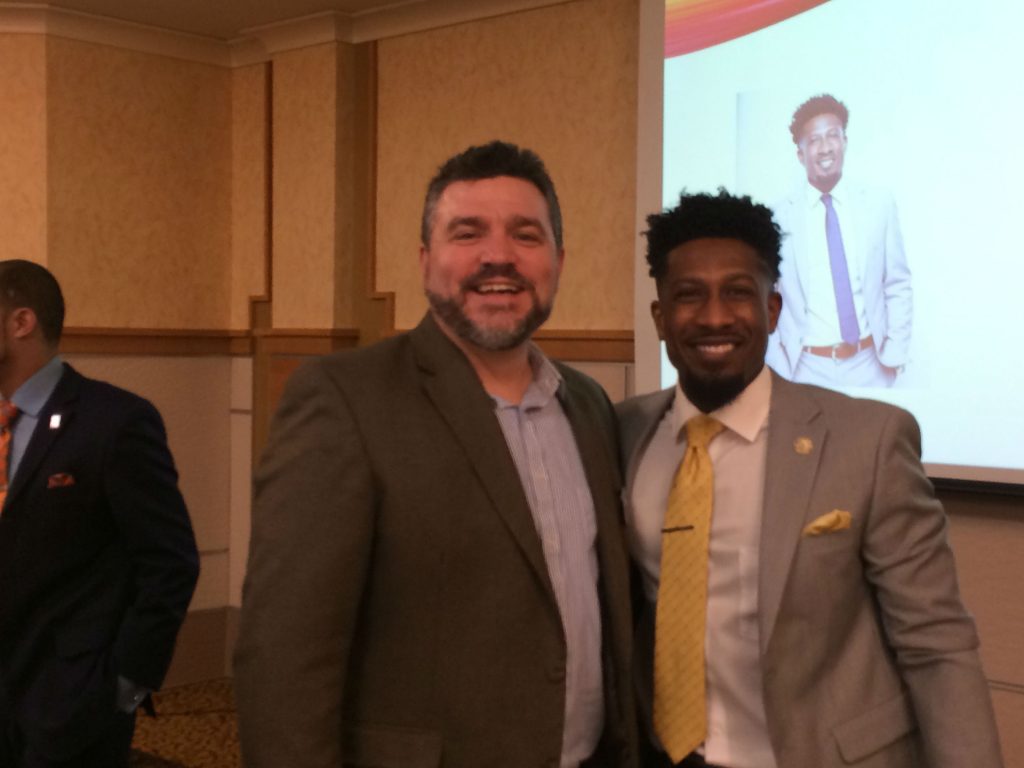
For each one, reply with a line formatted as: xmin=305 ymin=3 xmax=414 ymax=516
xmin=547 ymin=661 xmax=566 ymax=682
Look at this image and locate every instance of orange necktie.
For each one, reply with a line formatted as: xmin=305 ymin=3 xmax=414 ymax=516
xmin=0 ymin=400 xmax=19 ymax=511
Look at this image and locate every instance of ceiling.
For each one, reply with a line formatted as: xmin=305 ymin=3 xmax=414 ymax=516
xmin=14 ymin=0 xmax=459 ymax=40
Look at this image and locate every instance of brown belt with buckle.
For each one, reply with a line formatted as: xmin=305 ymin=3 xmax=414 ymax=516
xmin=803 ymin=336 xmax=874 ymax=361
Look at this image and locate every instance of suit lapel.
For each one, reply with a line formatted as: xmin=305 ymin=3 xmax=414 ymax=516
xmin=558 ymin=374 xmax=615 ymax=519
xmin=758 ymin=374 xmax=826 ymax=653
xmin=621 ymin=389 xmax=675 ymax=494
xmin=5 ymin=364 xmax=79 ymax=513
xmin=410 ymin=316 xmax=555 ymax=599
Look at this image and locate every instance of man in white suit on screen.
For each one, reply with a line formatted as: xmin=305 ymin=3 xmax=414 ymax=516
xmin=768 ymin=93 xmax=911 ymax=388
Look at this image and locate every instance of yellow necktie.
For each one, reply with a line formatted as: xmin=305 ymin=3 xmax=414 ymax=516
xmin=653 ymin=413 xmax=724 ymax=762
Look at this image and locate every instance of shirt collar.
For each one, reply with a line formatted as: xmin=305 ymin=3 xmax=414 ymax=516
xmin=805 ymin=175 xmax=847 ymax=209
xmin=11 ymin=356 xmax=64 ymax=418
xmin=671 ymin=365 xmax=772 ymax=444
xmin=492 ymin=343 xmax=563 ymax=410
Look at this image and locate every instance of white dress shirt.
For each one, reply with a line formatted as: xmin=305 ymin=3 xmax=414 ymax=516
xmin=796 ymin=178 xmax=870 ymax=346
xmin=627 ymin=366 xmax=777 ymax=768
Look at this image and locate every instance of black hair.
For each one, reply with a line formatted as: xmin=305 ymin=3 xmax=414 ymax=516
xmin=420 ymin=140 xmax=563 ymax=249
xmin=789 ymin=93 xmax=849 ymax=144
xmin=644 ymin=189 xmax=782 ymax=283
xmin=0 ymin=260 xmax=65 ymax=345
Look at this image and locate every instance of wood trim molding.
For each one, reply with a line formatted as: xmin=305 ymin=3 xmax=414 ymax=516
xmin=0 ymin=1 xmax=574 ymax=67
xmin=240 ymin=0 xmax=576 ymax=52
xmin=61 ymin=327 xmax=253 ymax=356
xmin=0 ymin=4 xmax=231 ymax=66
xmin=254 ymin=327 xmax=360 ymax=356
xmin=385 ymin=327 xmax=635 ymax=363
xmin=533 ymin=330 xmax=634 ymax=363
xmin=59 ymin=326 xmax=634 ymax=362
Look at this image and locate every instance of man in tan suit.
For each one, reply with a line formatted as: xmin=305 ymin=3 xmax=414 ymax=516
xmin=234 ymin=141 xmax=636 ymax=768
xmin=618 ymin=190 xmax=1002 ymax=767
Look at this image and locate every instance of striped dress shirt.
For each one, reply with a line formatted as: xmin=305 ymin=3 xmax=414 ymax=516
xmin=492 ymin=348 xmax=604 ymax=768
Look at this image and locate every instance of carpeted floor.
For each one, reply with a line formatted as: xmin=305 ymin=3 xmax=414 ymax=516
xmin=130 ymin=679 xmax=240 ymax=768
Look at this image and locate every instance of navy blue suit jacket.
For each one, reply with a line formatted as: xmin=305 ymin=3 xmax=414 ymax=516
xmin=0 ymin=363 xmax=199 ymax=760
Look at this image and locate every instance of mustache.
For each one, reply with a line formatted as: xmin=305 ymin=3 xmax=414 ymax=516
xmin=460 ymin=263 xmax=531 ymax=292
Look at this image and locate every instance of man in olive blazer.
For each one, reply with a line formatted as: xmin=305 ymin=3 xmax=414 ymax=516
xmin=235 ymin=143 xmax=636 ymax=768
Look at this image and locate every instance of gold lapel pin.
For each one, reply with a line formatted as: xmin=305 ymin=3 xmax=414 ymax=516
xmin=794 ymin=436 xmax=813 ymax=455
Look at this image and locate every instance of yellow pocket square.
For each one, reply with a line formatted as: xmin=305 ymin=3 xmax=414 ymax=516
xmin=802 ymin=509 xmax=852 ymax=536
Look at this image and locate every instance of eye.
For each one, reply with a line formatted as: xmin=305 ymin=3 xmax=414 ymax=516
xmin=724 ymin=284 xmax=756 ymax=300
xmin=672 ymin=286 xmax=703 ymax=303
xmin=513 ymin=229 xmax=543 ymax=244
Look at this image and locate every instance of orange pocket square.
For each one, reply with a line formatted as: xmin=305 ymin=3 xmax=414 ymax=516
xmin=802 ymin=509 xmax=851 ymax=536
xmin=47 ymin=473 xmax=75 ymax=489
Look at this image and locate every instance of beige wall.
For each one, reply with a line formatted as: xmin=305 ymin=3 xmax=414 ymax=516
xmin=231 ymin=64 xmax=270 ymax=330
xmin=0 ymin=34 xmax=48 ymax=265
xmin=376 ymin=0 xmax=638 ymax=331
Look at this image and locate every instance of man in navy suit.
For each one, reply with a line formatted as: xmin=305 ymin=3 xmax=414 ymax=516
xmin=0 ymin=260 xmax=199 ymax=767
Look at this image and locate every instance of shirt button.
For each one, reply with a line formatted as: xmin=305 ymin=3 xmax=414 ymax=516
xmin=547 ymin=661 xmax=566 ymax=682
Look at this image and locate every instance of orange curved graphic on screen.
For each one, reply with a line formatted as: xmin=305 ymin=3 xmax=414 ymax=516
xmin=665 ymin=0 xmax=829 ymax=59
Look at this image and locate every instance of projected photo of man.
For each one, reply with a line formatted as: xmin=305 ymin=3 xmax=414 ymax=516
xmin=767 ymin=94 xmax=912 ymax=388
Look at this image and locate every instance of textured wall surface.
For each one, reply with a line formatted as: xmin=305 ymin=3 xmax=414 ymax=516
xmin=46 ymin=38 xmax=232 ymax=329
xmin=271 ymin=43 xmax=349 ymax=329
xmin=231 ymin=64 xmax=270 ymax=330
xmin=0 ymin=34 xmax=48 ymax=266
xmin=376 ymin=0 xmax=639 ymax=331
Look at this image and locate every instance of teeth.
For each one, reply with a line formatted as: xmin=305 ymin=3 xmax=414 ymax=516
xmin=476 ymin=284 xmax=518 ymax=294
xmin=698 ymin=343 xmax=734 ymax=354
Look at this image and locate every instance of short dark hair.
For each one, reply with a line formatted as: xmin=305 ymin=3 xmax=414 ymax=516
xmin=0 ymin=260 xmax=65 ymax=345
xmin=789 ymin=94 xmax=849 ymax=144
xmin=420 ymin=140 xmax=563 ymax=249
xmin=644 ymin=189 xmax=782 ymax=283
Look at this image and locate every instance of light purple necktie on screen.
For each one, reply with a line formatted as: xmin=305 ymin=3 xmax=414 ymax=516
xmin=822 ymin=193 xmax=860 ymax=345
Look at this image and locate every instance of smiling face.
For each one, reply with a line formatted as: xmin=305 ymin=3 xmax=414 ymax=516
xmin=653 ymin=237 xmax=781 ymax=413
xmin=797 ymin=112 xmax=847 ymax=193
xmin=420 ymin=176 xmax=564 ymax=353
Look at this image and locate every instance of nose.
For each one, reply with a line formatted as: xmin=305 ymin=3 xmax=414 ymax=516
xmin=479 ymin=234 xmax=516 ymax=264
xmin=697 ymin=293 xmax=732 ymax=327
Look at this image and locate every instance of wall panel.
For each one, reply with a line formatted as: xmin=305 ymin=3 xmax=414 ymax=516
xmin=0 ymin=34 xmax=48 ymax=265
xmin=46 ymin=38 xmax=232 ymax=329
xmin=376 ymin=0 xmax=638 ymax=331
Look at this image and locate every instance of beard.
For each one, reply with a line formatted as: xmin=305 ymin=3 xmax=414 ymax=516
xmin=679 ymin=370 xmax=748 ymax=414
xmin=425 ymin=264 xmax=553 ymax=352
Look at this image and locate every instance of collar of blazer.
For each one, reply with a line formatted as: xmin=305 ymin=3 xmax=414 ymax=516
xmin=759 ymin=372 xmax=827 ymax=653
xmin=4 ymin=363 xmax=78 ymax=514
xmin=409 ymin=314 xmax=560 ymax=609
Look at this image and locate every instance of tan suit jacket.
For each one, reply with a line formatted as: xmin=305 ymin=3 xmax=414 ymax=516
xmin=235 ymin=314 xmax=637 ymax=768
xmin=618 ymin=373 xmax=1002 ymax=767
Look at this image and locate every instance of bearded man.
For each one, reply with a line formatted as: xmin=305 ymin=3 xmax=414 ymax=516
xmin=234 ymin=141 xmax=637 ymax=768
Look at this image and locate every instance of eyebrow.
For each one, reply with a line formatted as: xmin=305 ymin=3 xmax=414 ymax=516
xmin=444 ymin=215 xmax=548 ymax=234
xmin=445 ymin=216 xmax=487 ymax=233
xmin=506 ymin=215 xmax=546 ymax=231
